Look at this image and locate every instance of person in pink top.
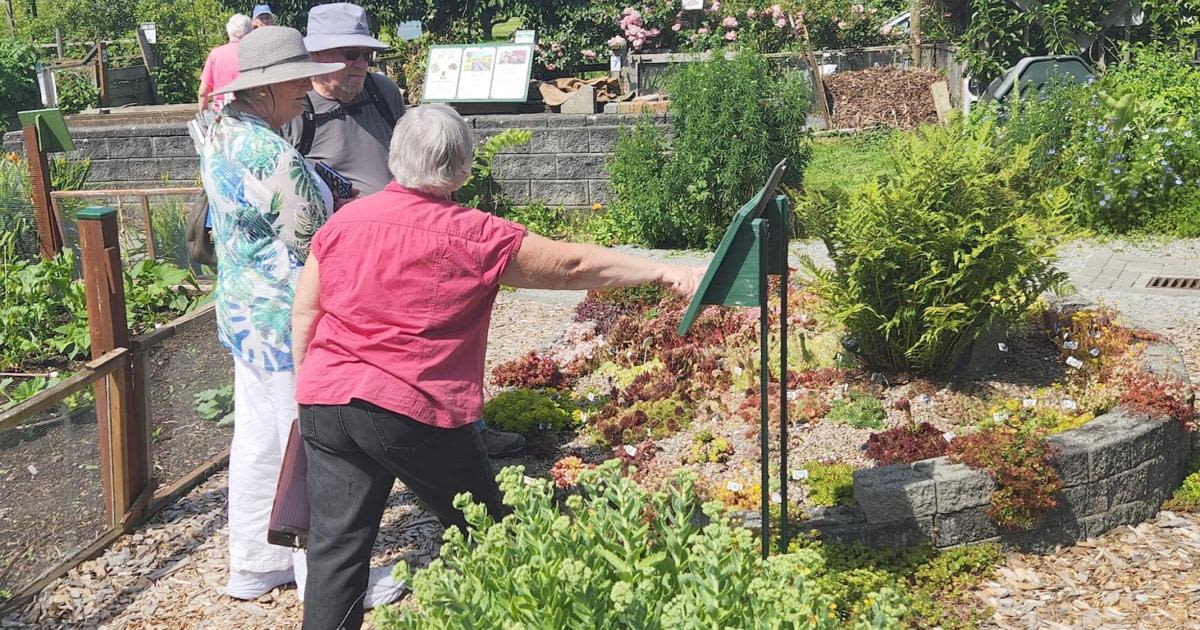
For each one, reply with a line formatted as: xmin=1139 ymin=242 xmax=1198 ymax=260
xmin=290 ymin=104 xmax=703 ymax=629
xmin=197 ymin=14 xmax=252 ymax=111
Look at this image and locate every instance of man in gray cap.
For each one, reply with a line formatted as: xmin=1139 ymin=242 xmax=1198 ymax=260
xmin=282 ymin=3 xmax=528 ymax=459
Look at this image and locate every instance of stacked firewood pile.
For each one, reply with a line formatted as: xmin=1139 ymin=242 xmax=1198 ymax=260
xmin=823 ymin=67 xmax=941 ymax=131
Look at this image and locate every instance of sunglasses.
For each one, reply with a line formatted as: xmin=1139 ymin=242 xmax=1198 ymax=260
xmin=338 ymin=48 xmax=375 ymax=63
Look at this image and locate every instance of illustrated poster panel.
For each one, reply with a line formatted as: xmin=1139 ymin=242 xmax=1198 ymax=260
xmin=425 ymin=47 xmax=464 ymax=100
xmin=490 ymin=45 xmax=532 ymax=100
xmin=456 ymin=46 xmax=497 ymax=100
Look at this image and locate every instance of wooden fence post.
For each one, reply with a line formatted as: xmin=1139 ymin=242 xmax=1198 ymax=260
xmin=77 ymin=206 xmax=151 ymax=528
xmin=96 ymin=41 xmax=110 ymax=108
xmin=21 ymin=122 xmax=64 ymax=259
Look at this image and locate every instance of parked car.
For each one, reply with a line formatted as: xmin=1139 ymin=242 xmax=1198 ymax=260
xmin=973 ymin=55 xmax=1094 ymax=114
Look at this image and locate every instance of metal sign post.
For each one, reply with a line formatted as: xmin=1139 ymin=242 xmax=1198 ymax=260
xmin=678 ymin=160 xmax=792 ymax=557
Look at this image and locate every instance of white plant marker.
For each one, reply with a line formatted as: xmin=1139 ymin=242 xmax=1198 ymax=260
xmin=943 ymin=431 xmax=956 ymax=442
xmin=1066 ymin=356 xmax=1084 ymax=369
xmin=1061 ymin=399 xmax=1078 ymax=411
xmin=727 ymin=481 xmax=743 ymax=493
xmin=1090 ymin=347 xmax=1101 ymax=357
xmin=1023 ymin=398 xmax=1037 ymax=408
xmin=792 ymin=469 xmax=809 ymax=481
xmin=771 ymin=492 xmax=783 ymax=504
xmin=997 ymin=342 xmax=1009 ymax=352
xmin=623 ymin=445 xmax=638 ymax=457
xmin=1064 ymin=340 xmax=1079 ymax=350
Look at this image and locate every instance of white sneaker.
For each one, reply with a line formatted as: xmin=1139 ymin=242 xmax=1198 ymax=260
xmin=225 ymin=566 xmax=295 ymax=600
xmin=294 ymin=554 xmax=407 ymax=609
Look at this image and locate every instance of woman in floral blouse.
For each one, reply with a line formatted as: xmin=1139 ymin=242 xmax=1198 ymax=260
xmin=200 ymin=26 xmax=403 ymax=607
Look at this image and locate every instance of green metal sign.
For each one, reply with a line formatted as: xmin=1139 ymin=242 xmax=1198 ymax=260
xmin=18 ymin=108 xmax=74 ymax=153
xmin=677 ymin=159 xmax=793 ymax=557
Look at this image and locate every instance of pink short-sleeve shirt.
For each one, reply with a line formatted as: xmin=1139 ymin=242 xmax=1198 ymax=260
xmin=294 ymin=183 xmax=526 ymax=428
xmin=201 ymin=42 xmax=240 ymax=107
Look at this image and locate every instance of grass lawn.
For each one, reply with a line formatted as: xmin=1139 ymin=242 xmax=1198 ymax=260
xmin=804 ymin=130 xmax=902 ymax=192
xmin=490 ymin=16 xmax=523 ymax=41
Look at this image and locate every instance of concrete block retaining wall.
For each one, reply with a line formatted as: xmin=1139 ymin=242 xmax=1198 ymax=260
xmin=2 ymin=112 xmax=669 ymax=210
xmin=795 ymin=341 xmax=1194 ymax=552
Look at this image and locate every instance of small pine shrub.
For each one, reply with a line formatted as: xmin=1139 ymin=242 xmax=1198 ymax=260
xmin=482 ymin=389 xmax=572 ymax=436
xmin=865 ymin=423 xmax=948 ymax=467
xmin=826 ymin=392 xmax=885 ymax=430
xmin=948 ymin=425 xmax=1062 ymax=530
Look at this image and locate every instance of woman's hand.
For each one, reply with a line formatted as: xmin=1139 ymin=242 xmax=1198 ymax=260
xmin=660 ymin=265 xmax=706 ymax=299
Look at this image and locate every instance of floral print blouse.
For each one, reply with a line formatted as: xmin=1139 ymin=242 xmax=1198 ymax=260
xmin=201 ymin=109 xmax=332 ymax=372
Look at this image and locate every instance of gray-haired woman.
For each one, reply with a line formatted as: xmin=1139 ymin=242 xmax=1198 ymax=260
xmin=290 ymin=103 xmax=704 ymax=629
xmin=200 ymin=25 xmax=401 ymax=606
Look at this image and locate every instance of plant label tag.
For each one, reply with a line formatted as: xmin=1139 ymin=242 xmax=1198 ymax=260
xmin=26 ymin=464 xmax=37 ymax=477
xmin=513 ymin=29 xmax=536 ymax=44
xmin=787 ymin=389 xmax=799 ymax=401
xmin=1090 ymin=347 xmax=1101 ymax=357
xmin=587 ymin=392 xmax=595 ymax=402
xmin=610 ymin=54 xmax=622 ymax=72
xmin=993 ymin=411 xmax=1009 ymax=422
xmin=1066 ymin=356 xmax=1085 ymax=369
xmin=1061 ymin=399 xmax=1079 ymax=411
xmin=623 ymin=445 xmax=638 ymax=457
xmin=397 ymin=20 xmax=423 ymax=41
xmin=1023 ymin=398 xmax=1037 ymax=408
xmin=793 ymin=469 xmax=808 ymax=481
xmin=726 ymin=481 xmax=743 ymax=492
xmin=917 ymin=394 xmax=932 ymax=404
xmin=1064 ymin=340 xmax=1080 ymax=350
xmin=733 ymin=366 xmax=744 ymax=376
xmin=997 ymin=342 xmax=1009 ymax=352
xmin=771 ymin=492 xmax=782 ymax=504
xmin=943 ymin=431 xmax=956 ymax=442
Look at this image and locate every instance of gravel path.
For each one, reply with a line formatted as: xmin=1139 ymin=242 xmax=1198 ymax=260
xmin=2 ymin=238 xmax=1197 ymax=629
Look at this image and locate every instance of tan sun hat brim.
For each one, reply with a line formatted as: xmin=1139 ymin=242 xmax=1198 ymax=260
xmin=213 ymin=58 xmax=345 ymax=95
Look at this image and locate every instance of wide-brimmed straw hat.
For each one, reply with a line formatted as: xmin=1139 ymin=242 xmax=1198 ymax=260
xmin=214 ymin=26 xmax=344 ymax=95
xmin=304 ymin=3 xmax=388 ymax=52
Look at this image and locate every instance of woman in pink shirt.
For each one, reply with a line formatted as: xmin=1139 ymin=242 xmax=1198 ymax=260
xmin=198 ymin=14 xmax=252 ymax=111
xmin=291 ymin=104 xmax=702 ymax=629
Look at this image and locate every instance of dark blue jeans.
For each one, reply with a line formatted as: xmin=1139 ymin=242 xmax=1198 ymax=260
xmin=298 ymin=399 xmax=506 ymax=630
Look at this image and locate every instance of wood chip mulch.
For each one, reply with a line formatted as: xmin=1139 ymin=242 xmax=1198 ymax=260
xmin=824 ymin=67 xmax=940 ymax=131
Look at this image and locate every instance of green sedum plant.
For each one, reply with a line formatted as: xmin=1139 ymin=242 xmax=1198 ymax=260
xmin=378 ymin=461 xmax=907 ymax=629
xmin=803 ymin=118 xmax=1069 ymax=373
xmin=482 ymin=388 xmax=573 ymax=436
xmin=825 ymin=392 xmax=885 ymax=430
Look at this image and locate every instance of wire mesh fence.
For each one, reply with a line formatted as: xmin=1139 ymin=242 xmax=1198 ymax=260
xmin=137 ymin=306 xmax=232 ymax=491
xmin=0 ymin=379 xmax=108 ymax=603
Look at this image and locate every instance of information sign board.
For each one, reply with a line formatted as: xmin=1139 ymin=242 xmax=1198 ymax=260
xmin=422 ymin=43 xmax=534 ymax=103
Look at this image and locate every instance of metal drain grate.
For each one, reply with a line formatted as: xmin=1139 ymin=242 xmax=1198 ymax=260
xmin=1146 ymin=276 xmax=1200 ymax=290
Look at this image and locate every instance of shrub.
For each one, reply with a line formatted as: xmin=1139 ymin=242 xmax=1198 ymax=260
xmin=1164 ymin=454 xmax=1200 ymax=513
xmin=459 ymin=129 xmax=532 ymax=214
xmin=803 ymin=118 xmax=1069 ymax=373
xmin=54 ymin=70 xmax=98 ymax=115
xmin=826 ymin=391 xmax=885 ymax=430
xmin=948 ymin=424 xmax=1062 ymax=530
xmin=1118 ymin=372 xmax=1197 ymax=431
xmin=865 ymin=423 xmax=948 ymax=466
xmin=481 ymin=388 xmax=573 ymax=436
xmin=605 ymin=51 xmax=811 ymax=248
xmin=379 ymin=462 xmax=908 ymax=629
xmin=0 ymin=38 xmax=38 ymax=129
xmin=490 ymin=351 xmax=566 ymax=389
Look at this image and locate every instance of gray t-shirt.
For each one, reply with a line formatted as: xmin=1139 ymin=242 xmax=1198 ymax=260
xmin=281 ymin=72 xmax=405 ymax=196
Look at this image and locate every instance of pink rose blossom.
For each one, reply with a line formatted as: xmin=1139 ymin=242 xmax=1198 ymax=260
xmin=607 ymin=35 xmax=627 ymax=49
xmin=837 ymin=20 xmax=848 ymax=29
xmin=633 ymin=37 xmax=645 ymax=49
xmin=546 ymin=63 xmax=557 ymax=71
xmin=581 ymin=49 xmax=596 ymax=59
xmin=710 ymin=1 xmax=721 ymax=12
xmin=671 ymin=22 xmax=682 ymax=31
xmin=698 ymin=26 xmax=710 ymax=34
xmin=776 ymin=17 xmax=788 ymax=28
xmin=724 ymin=30 xmax=737 ymax=41
xmin=722 ymin=16 xmax=738 ymax=28
xmin=770 ymin=4 xmax=784 ymax=19
xmin=852 ymin=3 xmax=864 ymax=15
xmin=746 ymin=8 xmax=756 ymax=18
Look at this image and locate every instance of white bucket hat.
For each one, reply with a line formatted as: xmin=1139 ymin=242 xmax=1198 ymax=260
xmin=214 ymin=26 xmax=344 ymax=95
xmin=304 ymin=3 xmax=388 ymax=52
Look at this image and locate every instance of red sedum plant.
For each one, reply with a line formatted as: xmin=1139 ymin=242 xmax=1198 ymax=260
xmin=1119 ymin=371 xmax=1197 ymax=431
xmin=490 ymin=351 xmax=567 ymax=389
xmin=948 ymin=425 xmax=1062 ymax=530
xmin=865 ymin=422 xmax=948 ymax=466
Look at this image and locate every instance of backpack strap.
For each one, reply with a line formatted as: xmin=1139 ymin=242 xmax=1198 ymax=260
xmin=363 ymin=73 xmax=397 ymax=128
xmin=297 ymin=93 xmax=316 ymax=156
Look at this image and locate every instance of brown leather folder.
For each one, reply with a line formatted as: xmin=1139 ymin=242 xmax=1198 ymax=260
xmin=268 ymin=419 xmax=309 ymax=548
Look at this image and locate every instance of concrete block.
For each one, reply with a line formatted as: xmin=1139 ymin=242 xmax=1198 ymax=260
xmin=84 ymin=160 xmax=126 ymax=182
xmin=863 ymin=518 xmax=934 ymax=549
xmin=492 ymin=154 xmax=556 ymax=180
xmin=531 ymin=180 xmax=588 ymax=206
xmin=1047 ymin=431 xmax=1091 ymax=487
xmin=1138 ymin=342 xmax=1190 ymax=381
xmin=913 ymin=457 xmax=994 ymax=513
xmin=530 ymin=128 xmax=590 ymax=154
xmin=475 ymin=130 xmax=530 ymax=154
xmin=1055 ymin=482 xmax=1108 ymax=520
xmin=853 ymin=464 xmax=935 ymax=523
xmin=495 ymin=179 xmax=531 ymax=204
xmin=1075 ymin=413 xmax=1141 ymax=481
xmin=1003 ymin=516 xmax=1102 ymax=553
xmin=1105 ymin=499 xmax=1157 ymax=531
xmin=588 ymin=126 xmax=622 ymax=153
xmin=470 ymin=114 xmax=547 ymax=129
xmin=548 ymin=113 xmax=590 ymax=127
xmin=935 ymin=505 xmax=1001 ymax=547
xmin=560 ymin=87 xmax=597 ymax=115
xmin=153 ymin=135 xmax=197 ymax=158
xmin=556 ymin=154 xmax=607 ymax=179
xmin=107 ymin=137 xmax=154 ymax=159
xmin=67 ymin=137 xmax=109 ymax=160
xmin=588 ymin=179 xmax=611 ymax=205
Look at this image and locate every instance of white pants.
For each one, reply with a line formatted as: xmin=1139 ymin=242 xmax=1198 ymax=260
xmin=228 ymin=357 xmax=298 ymax=573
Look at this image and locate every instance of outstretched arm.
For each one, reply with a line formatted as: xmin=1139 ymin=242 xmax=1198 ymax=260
xmin=291 ymin=256 xmax=323 ymax=372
